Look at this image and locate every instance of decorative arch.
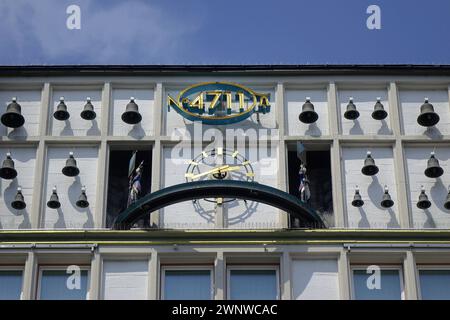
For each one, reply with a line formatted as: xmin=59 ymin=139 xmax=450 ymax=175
xmin=113 ymin=180 xmax=325 ymax=229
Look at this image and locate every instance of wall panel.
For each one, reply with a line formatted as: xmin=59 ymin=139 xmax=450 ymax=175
xmin=285 ymin=89 xmax=329 ymax=137
xmin=42 ymin=146 xmax=98 ymax=229
xmin=338 ymin=89 xmax=392 ymax=135
xmin=291 ymin=259 xmax=340 ymax=300
xmin=0 ymin=90 xmax=41 ymax=138
xmin=50 ymin=89 xmax=102 ymax=136
xmin=160 ymin=145 xmax=216 ymax=229
xmin=399 ymin=90 xmax=450 ymax=136
xmin=225 ymin=144 xmax=279 ymax=229
xmin=405 ymin=147 xmax=450 ymax=228
xmin=160 ymin=143 xmax=280 ymax=229
xmin=111 ymin=88 xmax=154 ymax=137
xmin=0 ymin=148 xmax=36 ymax=229
xmin=342 ymin=147 xmax=400 ymax=228
xmin=102 ymin=260 xmax=148 ymax=300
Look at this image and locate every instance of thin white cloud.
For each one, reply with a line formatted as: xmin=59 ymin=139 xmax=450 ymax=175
xmin=0 ymin=0 xmax=201 ymax=64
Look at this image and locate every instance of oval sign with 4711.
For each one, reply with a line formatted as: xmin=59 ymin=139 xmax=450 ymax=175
xmin=167 ymin=82 xmax=271 ymax=125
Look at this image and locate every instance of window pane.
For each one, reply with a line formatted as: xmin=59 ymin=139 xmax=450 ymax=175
xmin=353 ymin=269 xmax=402 ymax=300
xmin=229 ymin=270 xmax=278 ymax=300
xmin=419 ymin=270 xmax=450 ymax=300
xmin=164 ymin=270 xmax=211 ymax=300
xmin=0 ymin=271 xmax=23 ymax=300
xmin=40 ymin=270 xmax=88 ymax=300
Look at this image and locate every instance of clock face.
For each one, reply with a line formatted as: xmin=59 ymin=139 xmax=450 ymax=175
xmin=185 ymin=147 xmax=255 ymax=204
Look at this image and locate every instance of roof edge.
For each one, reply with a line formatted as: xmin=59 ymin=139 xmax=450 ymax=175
xmin=2 ymin=64 xmax=450 ymax=77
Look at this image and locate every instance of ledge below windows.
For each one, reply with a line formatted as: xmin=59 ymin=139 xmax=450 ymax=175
xmin=1 ymin=228 xmax=450 ymax=245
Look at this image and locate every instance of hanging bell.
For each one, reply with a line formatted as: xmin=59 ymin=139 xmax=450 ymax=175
xmin=351 ymin=186 xmax=364 ymax=207
xmin=380 ymin=186 xmax=394 ymax=208
xmin=76 ymin=186 xmax=89 ymax=208
xmin=417 ymin=186 xmax=431 ymax=209
xmin=361 ymin=151 xmax=379 ymax=176
xmin=444 ymin=188 xmax=450 ymax=210
xmin=80 ymin=97 xmax=96 ymax=120
xmin=424 ymin=151 xmax=444 ymax=178
xmin=11 ymin=187 xmax=26 ymax=210
xmin=47 ymin=186 xmax=61 ymax=209
xmin=62 ymin=152 xmax=80 ymax=177
xmin=344 ymin=97 xmax=360 ymax=120
xmin=417 ymin=98 xmax=440 ymax=127
xmin=0 ymin=152 xmax=18 ymax=180
xmin=53 ymin=97 xmax=70 ymax=121
xmin=298 ymin=97 xmax=318 ymax=124
xmin=121 ymin=97 xmax=142 ymax=124
xmin=371 ymin=97 xmax=388 ymax=120
xmin=1 ymin=97 xmax=25 ymax=128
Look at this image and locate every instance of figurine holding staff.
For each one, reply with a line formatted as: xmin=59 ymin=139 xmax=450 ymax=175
xmin=127 ymin=151 xmax=144 ymax=207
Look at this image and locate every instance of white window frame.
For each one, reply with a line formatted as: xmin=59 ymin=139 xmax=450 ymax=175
xmin=227 ymin=265 xmax=280 ymax=300
xmin=160 ymin=265 xmax=214 ymax=300
xmin=350 ymin=265 xmax=405 ymax=300
xmin=37 ymin=266 xmax=90 ymax=300
xmin=417 ymin=265 xmax=450 ymax=300
xmin=0 ymin=266 xmax=25 ymax=300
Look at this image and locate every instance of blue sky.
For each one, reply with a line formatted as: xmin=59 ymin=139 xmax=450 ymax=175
xmin=0 ymin=0 xmax=449 ymax=65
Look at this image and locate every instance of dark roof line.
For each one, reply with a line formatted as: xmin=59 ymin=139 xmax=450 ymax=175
xmin=1 ymin=64 xmax=450 ymax=76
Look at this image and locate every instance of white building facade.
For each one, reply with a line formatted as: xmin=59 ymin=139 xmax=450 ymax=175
xmin=1 ymin=65 xmax=450 ymax=300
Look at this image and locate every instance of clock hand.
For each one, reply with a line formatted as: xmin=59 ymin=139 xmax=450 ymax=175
xmin=191 ymin=165 xmax=230 ymax=180
xmin=219 ymin=166 xmax=245 ymax=172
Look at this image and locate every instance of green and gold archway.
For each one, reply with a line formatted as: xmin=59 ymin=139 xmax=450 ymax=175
xmin=113 ymin=180 xmax=325 ymax=230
